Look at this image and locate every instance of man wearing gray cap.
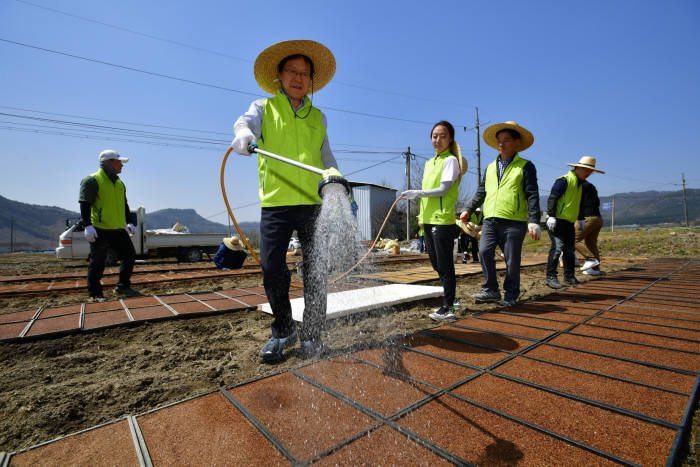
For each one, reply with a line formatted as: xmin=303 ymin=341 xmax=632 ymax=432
xmin=79 ymin=149 xmax=139 ymax=301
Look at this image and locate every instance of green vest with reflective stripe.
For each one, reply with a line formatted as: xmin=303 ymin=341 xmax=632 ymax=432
xmin=418 ymin=149 xmax=460 ymax=225
xmin=258 ymin=89 xmax=326 ymax=207
xmin=555 ymin=170 xmax=583 ymax=222
xmin=90 ymin=168 xmax=126 ymax=229
xmin=482 ymin=153 xmax=529 ymax=221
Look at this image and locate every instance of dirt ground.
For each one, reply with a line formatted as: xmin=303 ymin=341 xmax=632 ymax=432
xmin=0 ymin=231 xmax=698 ymax=463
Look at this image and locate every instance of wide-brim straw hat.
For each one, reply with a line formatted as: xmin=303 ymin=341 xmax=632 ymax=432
xmin=568 ymin=156 xmax=605 ymax=174
xmin=222 ymin=236 xmax=241 ymax=251
xmin=457 ymin=220 xmax=478 ymax=238
xmin=254 ymin=40 xmax=336 ymax=95
xmin=449 ymin=141 xmax=468 ymax=177
xmin=483 ymin=121 xmax=534 ymax=152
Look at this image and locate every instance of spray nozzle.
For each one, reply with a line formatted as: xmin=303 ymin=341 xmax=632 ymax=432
xmin=318 ymin=175 xmax=350 ymax=198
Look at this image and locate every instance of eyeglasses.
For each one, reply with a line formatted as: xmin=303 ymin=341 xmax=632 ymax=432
xmin=283 ymin=68 xmax=310 ymax=79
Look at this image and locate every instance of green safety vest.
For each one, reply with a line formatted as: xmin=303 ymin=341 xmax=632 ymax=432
xmin=554 ymin=170 xmax=583 ymax=222
xmin=482 ymin=153 xmax=529 ymax=222
xmin=90 ymin=168 xmax=126 ymax=229
xmin=418 ymin=149 xmax=460 ymax=225
xmin=258 ymin=89 xmax=326 ymax=207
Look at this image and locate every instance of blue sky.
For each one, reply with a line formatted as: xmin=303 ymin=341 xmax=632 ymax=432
xmin=1 ymin=0 xmax=698 ymax=223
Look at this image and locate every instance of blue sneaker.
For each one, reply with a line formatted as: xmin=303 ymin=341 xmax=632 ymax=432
xmin=298 ymin=338 xmax=324 ymax=359
xmin=259 ymin=331 xmax=298 ymax=362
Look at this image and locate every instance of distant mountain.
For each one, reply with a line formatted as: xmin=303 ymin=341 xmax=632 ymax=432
xmin=0 ymin=195 xmax=78 ymax=250
xmin=599 ymin=189 xmax=700 ymax=226
xmin=146 ymin=208 xmax=259 ymax=235
xmin=0 ymin=195 xmax=260 ymax=251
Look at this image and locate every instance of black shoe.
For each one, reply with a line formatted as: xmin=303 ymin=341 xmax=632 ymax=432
xmin=545 ymin=276 xmax=563 ymax=289
xmin=499 ymin=297 xmax=517 ymax=306
xmin=298 ymin=337 xmax=324 ymax=359
xmin=564 ymin=277 xmax=581 ymax=286
xmin=259 ymin=331 xmax=298 ymax=362
xmin=472 ymin=289 xmax=501 ymax=303
xmin=114 ymin=287 xmax=141 ymax=297
xmin=89 ymin=295 xmax=107 ymax=303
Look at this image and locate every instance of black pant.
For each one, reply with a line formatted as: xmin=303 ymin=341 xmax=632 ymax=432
xmin=424 ymin=224 xmax=456 ymax=307
xmin=87 ymin=228 xmax=136 ymax=296
xmin=260 ymin=205 xmax=325 ymax=341
xmin=467 ymin=236 xmax=479 ymax=261
xmin=479 ymin=218 xmax=527 ymax=301
xmin=547 ymin=219 xmax=576 ymax=279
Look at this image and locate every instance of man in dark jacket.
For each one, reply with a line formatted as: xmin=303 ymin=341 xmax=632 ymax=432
xmin=575 ymin=179 xmax=605 ymax=275
xmin=213 ymin=236 xmax=248 ymax=270
xmin=460 ymin=121 xmax=541 ymax=306
xmin=545 ymin=156 xmax=604 ymax=288
xmin=79 ymin=149 xmax=139 ymax=301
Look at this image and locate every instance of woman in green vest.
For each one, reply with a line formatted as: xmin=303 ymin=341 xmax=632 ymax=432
xmin=402 ymin=121 xmax=465 ymax=321
xmin=231 ymin=40 xmax=342 ymax=362
xmin=544 ymin=156 xmax=603 ymax=289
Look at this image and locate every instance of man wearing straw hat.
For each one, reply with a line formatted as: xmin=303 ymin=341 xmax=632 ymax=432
xmin=544 ymin=156 xmax=604 ymax=289
xmin=575 ymin=177 xmax=605 ymax=275
xmin=213 ymin=236 xmax=247 ymax=270
xmin=460 ymin=121 xmax=541 ymax=306
xmin=230 ymin=40 xmax=341 ymax=362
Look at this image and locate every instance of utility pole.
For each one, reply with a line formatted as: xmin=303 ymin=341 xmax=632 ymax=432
xmin=682 ymin=173 xmax=689 ymax=227
xmin=10 ymin=217 xmax=14 ymax=253
xmin=475 ymin=107 xmax=482 ymax=184
xmin=403 ymin=147 xmax=416 ymax=241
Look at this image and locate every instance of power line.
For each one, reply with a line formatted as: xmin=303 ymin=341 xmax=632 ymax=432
xmin=0 ymin=37 xmax=470 ymax=127
xmin=13 ymin=0 xmax=251 ymax=62
xmin=0 ymin=104 xmax=232 ymax=136
xmin=12 ymin=0 xmax=475 ymax=110
xmin=0 ymin=37 xmax=263 ymax=97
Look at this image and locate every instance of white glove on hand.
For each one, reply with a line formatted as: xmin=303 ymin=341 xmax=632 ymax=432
xmin=401 ymin=190 xmax=422 ymax=200
xmin=322 ymin=167 xmax=343 ymax=179
xmin=231 ymin=127 xmax=256 ymax=156
xmin=84 ymin=225 xmax=98 ymax=243
xmin=528 ymin=223 xmax=541 ymax=241
xmin=126 ymin=223 xmax=136 ymax=235
xmin=546 ymin=217 xmax=557 ymax=231
xmin=578 ymin=220 xmax=586 ymax=231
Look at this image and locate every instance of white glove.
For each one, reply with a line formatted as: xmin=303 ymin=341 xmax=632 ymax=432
xmin=401 ymin=190 xmax=422 ymax=200
xmin=231 ymin=127 xmax=256 ymax=156
xmin=546 ymin=217 xmax=557 ymax=230
xmin=528 ymin=223 xmax=541 ymax=241
xmin=578 ymin=220 xmax=586 ymax=230
xmin=126 ymin=223 xmax=136 ymax=235
xmin=84 ymin=225 xmax=98 ymax=243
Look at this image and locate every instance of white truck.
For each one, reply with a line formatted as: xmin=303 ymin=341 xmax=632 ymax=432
xmin=56 ymin=207 xmax=227 ymax=263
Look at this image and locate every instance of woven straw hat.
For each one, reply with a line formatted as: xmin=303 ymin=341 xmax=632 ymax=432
xmin=456 ymin=220 xmax=479 ymax=238
xmin=483 ymin=121 xmax=534 ymax=152
xmin=449 ymin=141 xmax=468 ymax=178
xmin=222 ymin=236 xmax=242 ymax=251
xmin=568 ymin=156 xmax=605 ymax=174
xmin=254 ymin=40 xmax=336 ymax=95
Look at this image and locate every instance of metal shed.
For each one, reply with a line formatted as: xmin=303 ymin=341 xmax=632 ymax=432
xmin=349 ymin=181 xmax=400 ymax=241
